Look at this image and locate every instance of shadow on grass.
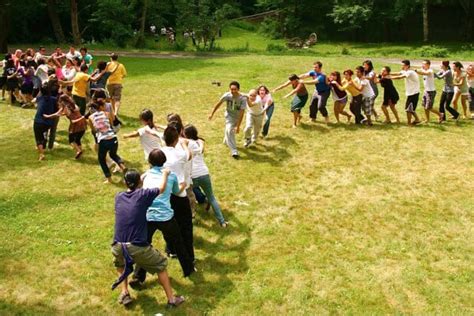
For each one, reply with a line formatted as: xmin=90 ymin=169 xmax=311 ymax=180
xmin=239 ymin=134 xmax=295 ymax=165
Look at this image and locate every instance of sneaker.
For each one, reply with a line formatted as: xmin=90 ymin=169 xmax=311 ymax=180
xmin=118 ymin=292 xmax=133 ymax=306
xmin=167 ymin=252 xmax=178 ymax=259
xmin=167 ymin=296 xmax=185 ymax=308
xmin=128 ymin=278 xmax=144 ymax=289
xmin=232 ymin=154 xmax=240 ymax=160
xmin=243 ymin=139 xmax=251 ymax=148
xmin=220 ymin=221 xmax=229 ymax=228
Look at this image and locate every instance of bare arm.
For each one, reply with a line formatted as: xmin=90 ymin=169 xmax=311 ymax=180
xmin=208 ymin=99 xmax=224 ymax=120
xmin=453 ymin=75 xmax=464 ymax=87
xmin=71 ymin=116 xmax=85 ymax=124
xmin=272 ymin=80 xmax=291 ymax=93
xmin=235 ymin=109 xmax=245 ymax=133
xmin=123 ymin=131 xmax=140 ymax=138
xmin=157 ymin=168 xmax=170 ymax=193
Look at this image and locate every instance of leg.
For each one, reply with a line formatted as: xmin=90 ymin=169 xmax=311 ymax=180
xmin=390 ymin=104 xmax=400 ymax=123
xmin=469 ymin=88 xmax=474 ymax=117
xmin=108 ymin=138 xmax=126 ymax=171
xmin=292 ymin=111 xmax=298 ymax=127
xmin=444 ymin=92 xmax=459 ymax=119
xmin=461 ymin=96 xmax=468 ymax=117
xmin=334 ymin=102 xmax=340 ymax=123
xmin=262 ymin=104 xmax=274 ymax=136
xmin=193 ymin=175 xmax=225 ymax=224
xmin=318 ymin=91 xmax=330 ymax=123
xmin=171 ymin=195 xmax=195 ymax=262
xmin=98 ymin=140 xmax=112 ymax=180
xmin=452 ymin=91 xmax=460 ymax=111
xmin=309 ymin=92 xmax=319 ymax=120
xmin=48 ymin=117 xmax=59 ymax=150
xmin=382 ymin=105 xmax=391 ymax=123
xmin=252 ymin=115 xmax=263 ymax=142
xmin=224 ymin=118 xmax=238 ymax=156
xmin=243 ymin=113 xmax=252 ymax=145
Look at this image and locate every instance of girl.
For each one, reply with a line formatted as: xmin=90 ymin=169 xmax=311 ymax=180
xmin=452 ymin=61 xmax=469 ymax=118
xmin=376 ymin=66 xmax=400 ymax=123
xmin=273 ymin=74 xmax=309 ymax=128
xmin=88 ymin=100 xmax=127 ymax=183
xmin=257 ymin=85 xmax=275 ymax=138
xmin=435 ymin=61 xmax=459 ymax=121
xmin=184 ymin=124 xmax=228 ymax=227
xmin=329 ymin=71 xmax=351 ymax=123
xmin=243 ymin=89 xmax=264 ymax=147
xmin=90 ymin=61 xmax=113 ymax=91
xmin=123 ymin=109 xmax=163 ymax=161
xmin=19 ymin=60 xmax=35 ymax=107
xmin=332 ymin=69 xmax=365 ymax=124
xmin=33 ymin=84 xmax=57 ymax=161
xmin=467 ymin=64 xmax=474 ymax=119
xmin=363 ymin=60 xmax=379 ymax=120
xmin=5 ymin=59 xmax=20 ymax=105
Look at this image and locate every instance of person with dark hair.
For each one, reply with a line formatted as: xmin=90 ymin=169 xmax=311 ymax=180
xmin=33 ymin=84 xmax=57 ymax=160
xmin=354 ymin=66 xmax=376 ymax=126
xmin=19 ymin=60 xmax=35 ymax=107
xmin=0 ymin=54 xmax=11 ymax=101
xmin=256 ymin=85 xmax=275 ymax=137
xmin=375 ymin=66 xmax=400 ymax=123
xmin=467 ymin=64 xmax=474 ymax=119
xmin=300 ymin=61 xmax=331 ymax=124
xmin=328 ymin=71 xmax=351 ymax=123
xmin=79 ymin=47 xmax=93 ymax=74
xmin=184 ymin=124 xmax=228 ymax=227
xmin=332 ymin=69 xmax=365 ymax=124
xmin=208 ymin=81 xmax=247 ymax=159
xmin=90 ymin=60 xmax=115 ymax=91
xmin=363 ymin=60 xmax=379 ymax=120
xmin=273 ymin=74 xmax=309 ymax=128
xmin=88 ymin=100 xmax=127 ymax=183
xmin=106 ymin=53 xmax=127 ymax=115
xmin=123 ymin=109 xmax=163 ymax=160
xmin=415 ymin=60 xmax=444 ymax=123
xmin=61 ymin=64 xmax=98 ymax=115
xmin=435 ymin=61 xmax=459 ymax=121
xmin=243 ymin=89 xmax=265 ymax=148
xmin=51 ymin=47 xmax=66 ymax=68
xmin=4 ymin=59 xmax=20 ymax=105
xmin=452 ymin=61 xmax=469 ymax=118
xmin=112 ymin=168 xmax=185 ymax=308
xmin=35 ymin=58 xmax=50 ymax=85
xmin=390 ymin=60 xmax=422 ymax=125
xmin=66 ymin=46 xmax=81 ymax=61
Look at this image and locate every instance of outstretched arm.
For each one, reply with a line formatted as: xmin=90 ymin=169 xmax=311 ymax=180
xmin=123 ymin=131 xmax=140 ymax=138
xmin=208 ymin=99 xmax=224 ymax=120
xmin=272 ymin=80 xmax=291 ymax=93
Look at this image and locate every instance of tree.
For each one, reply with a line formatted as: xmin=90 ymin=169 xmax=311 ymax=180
xmin=135 ymin=0 xmax=148 ymax=48
xmin=0 ymin=0 xmax=10 ymax=53
xmin=46 ymin=0 xmax=66 ymax=43
xmin=458 ymin=0 xmax=473 ymax=41
xmin=422 ymin=0 xmax=429 ymax=42
xmin=71 ymin=0 xmax=81 ymax=45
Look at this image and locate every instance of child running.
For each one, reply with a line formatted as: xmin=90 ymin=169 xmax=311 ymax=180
xmin=243 ymin=89 xmax=265 ymax=147
xmin=376 ymin=66 xmax=400 ymax=123
xmin=328 ymin=71 xmax=351 ymax=123
xmin=273 ymin=74 xmax=309 ymax=128
xmin=415 ymin=60 xmax=444 ymax=123
xmin=257 ymin=85 xmax=275 ymax=138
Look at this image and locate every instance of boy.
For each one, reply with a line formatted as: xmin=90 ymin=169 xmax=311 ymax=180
xmin=415 ymin=60 xmax=444 ymax=123
xmin=300 ymin=61 xmax=331 ymax=123
xmin=243 ymin=89 xmax=264 ymax=147
xmin=208 ymin=81 xmax=247 ymax=159
xmin=355 ymin=66 xmax=375 ymax=125
xmin=390 ymin=60 xmax=422 ymax=125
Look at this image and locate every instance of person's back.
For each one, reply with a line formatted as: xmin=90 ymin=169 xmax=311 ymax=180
xmin=107 ymin=61 xmax=126 ymax=85
xmin=35 ymin=95 xmax=57 ymax=126
xmin=142 ymin=167 xmax=179 ymax=222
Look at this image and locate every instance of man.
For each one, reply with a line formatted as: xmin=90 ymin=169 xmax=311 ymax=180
xmin=80 ymin=47 xmax=93 ymax=74
xmin=208 ymin=81 xmax=247 ymax=159
xmin=112 ymin=169 xmax=185 ymax=307
xmin=66 ymin=46 xmax=81 ymax=61
xmin=106 ymin=53 xmax=127 ymax=115
xmin=416 ymin=60 xmax=444 ymax=123
xmin=391 ymin=60 xmax=422 ymax=125
xmin=34 ymin=47 xmax=48 ymax=63
xmin=300 ymin=61 xmax=331 ymax=124
xmin=51 ymin=47 xmax=66 ymax=68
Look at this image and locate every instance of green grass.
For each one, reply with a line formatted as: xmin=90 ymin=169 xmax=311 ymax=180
xmin=0 ymin=55 xmax=473 ymax=315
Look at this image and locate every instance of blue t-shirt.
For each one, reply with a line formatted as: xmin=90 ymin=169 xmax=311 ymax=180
xmin=308 ymin=70 xmax=330 ymax=93
xmin=34 ymin=96 xmax=57 ymax=126
xmin=142 ymin=166 xmax=180 ymax=222
xmin=113 ymin=188 xmax=160 ymax=246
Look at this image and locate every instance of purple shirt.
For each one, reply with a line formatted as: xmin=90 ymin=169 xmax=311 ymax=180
xmin=113 ymin=188 xmax=160 ymax=246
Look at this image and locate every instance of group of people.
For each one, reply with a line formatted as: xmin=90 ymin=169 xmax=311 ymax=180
xmin=208 ymin=60 xmax=474 ymax=158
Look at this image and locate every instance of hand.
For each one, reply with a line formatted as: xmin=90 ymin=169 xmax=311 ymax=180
xmin=180 ymin=138 xmax=189 ymax=146
xmin=283 ymin=94 xmax=290 ymax=99
xmin=234 ymin=126 xmax=240 ymax=134
xmin=271 ymin=89 xmax=277 ymax=94
xmin=162 ymin=168 xmax=171 ymax=177
xmin=208 ymin=114 xmax=213 ymax=120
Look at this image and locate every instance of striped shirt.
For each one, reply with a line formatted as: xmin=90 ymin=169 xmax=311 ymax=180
xmin=90 ymin=111 xmax=115 ymax=142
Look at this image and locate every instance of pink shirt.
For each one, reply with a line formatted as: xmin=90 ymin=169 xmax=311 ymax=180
xmin=257 ymin=93 xmax=273 ymax=107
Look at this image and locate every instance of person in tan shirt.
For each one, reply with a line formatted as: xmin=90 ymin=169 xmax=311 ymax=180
xmin=106 ymin=53 xmax=127 ymax=115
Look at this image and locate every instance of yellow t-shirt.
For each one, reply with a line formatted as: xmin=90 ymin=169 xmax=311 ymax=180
xmin=106 ymin=61 xmax=127 ymax=85
xmin=72 ymin=72 xmax=90 ymax=98
xmin=342 ymin=78 xmax=361 ymax=97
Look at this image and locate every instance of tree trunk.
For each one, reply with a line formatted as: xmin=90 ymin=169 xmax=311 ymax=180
xmin=422 ymin=0 xmax=429 ymax=42
xmin=71 ymin=0 xmax=81 ymax=45
xmin=136 ymin=0 xmax=148 ymax=48
xmin=459 ymin=0 xmax=473 ymax=41
xmin=0 ymin=0 xmax=10 ymax=53
xmin=47 ymin=0 xmax=66 ymax=43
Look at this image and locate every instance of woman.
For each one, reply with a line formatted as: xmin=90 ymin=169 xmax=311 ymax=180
xmin=363 ymin=60 xmax=379 ymax=119
xmin=467 ymin=64 xmax=474 ymax=119
xmin=257 ymin=85 xmax=275 ymax=138
xmin=452 ymin=61 xmax=469 ymax=118
xmin=329 ymin=71 xmax=351 ymax=123
xmin=435 ymin=61 xmax=459 ymax=121
xmin=332 ymin=69 xmax=365 ymax=124
xmin=19 ymin=60 xmax=35 ymax=107
xmin=273 ymin=74 xmax=309 ymax=128
xmin=33 ymin=84 xmax=57 ymax=161
xmin=376 ymin=66 xmax=400 ymax=123
xmin=88 ymin=100 xmax=127 ymax=183
xmin=4 ymin=59 xmax=20 ymax=105
xmin=184 ymin=124 xmax=228 ymax=227
xmin=90 ymin=61 xmax=114 ymax=91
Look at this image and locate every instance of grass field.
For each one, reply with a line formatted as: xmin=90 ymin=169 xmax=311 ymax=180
xmin=0 ymin=54 xmax=473 ymax=315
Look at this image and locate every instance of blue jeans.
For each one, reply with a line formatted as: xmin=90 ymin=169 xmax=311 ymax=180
xmin=98 ymin=138 xmax=122 ymax=178
xmin=262 ymin=103 xmax=274 ymax=137
xmin=192 ymin=174 xmax=225 ymax=224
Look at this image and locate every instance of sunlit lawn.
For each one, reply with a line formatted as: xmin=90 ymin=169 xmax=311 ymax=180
xmin=0 ymin=54 xmax=473 ymax=315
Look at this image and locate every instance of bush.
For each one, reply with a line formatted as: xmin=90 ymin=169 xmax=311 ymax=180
xmin=413 ymin=45 xmax=448 ymax=58
xmin=258 ymin=17 xmax=283 ymax=39
xmin=230 ymin=20 xmax=257 ymax=32
xmin=266 ymin=44 xmax=287 ymax=52
xmin=341 ymin=47 xmax=350 ymax=55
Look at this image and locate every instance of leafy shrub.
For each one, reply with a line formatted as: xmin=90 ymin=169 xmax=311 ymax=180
xmin=266 ymin=44 xmax=287 ymax=52
xmin=341 ymin=47 xmax=350 ymax=55
xmin=258 ymin=17 xmax=283 ymax=39
xmin=230 ymin=20 xmax=257 ymax=32
xmin=413 ymin=45 xmax=448 ymax=58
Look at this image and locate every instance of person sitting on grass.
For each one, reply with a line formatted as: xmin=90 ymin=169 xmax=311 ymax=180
xmin=375 ymin=66 xmax=400 ymax=124
xmin=415 ymin=60 xmax=444 ymax=123
xmin=112 ymin=169 xmax=185 ymax=308
xmin=272 ymin=74 xmax=309 ymax=128
xmin=390 ymin=60 xmax=422 ymax=126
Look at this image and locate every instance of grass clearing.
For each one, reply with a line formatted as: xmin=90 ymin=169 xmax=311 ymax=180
xmin=0 ymin=54 xmax=473 ymax=315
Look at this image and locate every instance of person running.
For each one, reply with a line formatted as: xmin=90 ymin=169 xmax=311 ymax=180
xmin=435 ymin=61 xmax=460 ymax=121
xmin=354 ymin=66 xmax=375 ymax=126
xmin=112 ymin=169 xmax=185 ymax=308
xmin=363 ymin=60 xmax=380 ymax=120
xmin=452 ymin=61 xmax=469 ymax=119
xmin=467 ymin=64 xmax=474 ymax=119
xmin=106 ymin=53 xmax=127 ymax=115
xmin=299 ymin=61 xmax=331 ymax=124
xmin=376 ymin=66 xmax=400 ymax=123
xmin=328 ymin=71 xmax=351 ymax=123
xmin=332 ymin=69 xmax=365 ymax=124
xmin=60 ymin=64 xmax=95 ymax=115
xmin=415 ymin=60 xmax=444 ymax=123
xmin=208 ymin=81 xmax=247 ymax=159
xmin=123 ymin=109 xmax=163 ymax=161
xmin=257 ymin=85 xmax=275 ymax=138
xmin=243 ymin=89 xmax=265 ymax=147
xmin=88 ymin=100 xmax=127 ymax=183
xmin=390 ymin=60 xmax=422 ymax=125
xmin=273 ymin=74 xmax=309 ymax=128
xmin=33 ymin=84 xmax=57 ymax=161
xmin=90 ymin=61 xmax=115 ymax=91
xmin=184 ymin=124 xmax=228 ymax=227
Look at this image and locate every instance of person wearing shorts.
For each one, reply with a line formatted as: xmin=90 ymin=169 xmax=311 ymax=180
xmin=332 ymin=69 xmax=366 ymax=124
xmin=273 ymin=74 xmax=309 ymax=128
xmin=300 ymin=61 xmax=331 ymax=123
xmin=416 ymin=60 xmax=443 ymax=123
xmin=328 ymin=71 xmax=351 ymax=123
xmin=391 ymin=60 xmax=422 ymax=125
xmin=106 ymin=53 xmax=127 ymax=115
xmin=111 ymin=169 xmax=185 ymax=308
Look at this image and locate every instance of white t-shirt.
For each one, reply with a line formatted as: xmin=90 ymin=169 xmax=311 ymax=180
xmin=62 ymin=66 xmax=76 ymax=81
xmin=161 ymin=145 xmax=189 ymax=197
xmin=137 ymin=126 xmax=163 ymax=160
xmin=66 ymin=51 xmax=81 ymax=61
xmin=247 ymin=98 xmax=264 ymax=115
xmin=422 ymin=68 xmax=436 ymax=92
xmin=35 ymin=64 xmax=49 ymax=84
xmin=360 ymin=78 xmax=375 ymax=98
xmin=189 ymin=139 xmax=209 ymax=179
xmin=401 ymin=70 xmax=420 ymax=96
